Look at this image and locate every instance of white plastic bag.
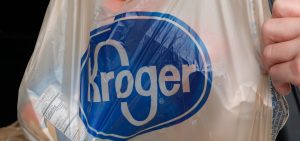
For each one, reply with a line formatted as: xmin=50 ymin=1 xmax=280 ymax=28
xmin=18 ymin=0 xmax=288 ymax=141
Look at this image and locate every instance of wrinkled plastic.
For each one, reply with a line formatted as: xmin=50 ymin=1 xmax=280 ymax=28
xmin=17 ymin=0 xmax=287 ymax=141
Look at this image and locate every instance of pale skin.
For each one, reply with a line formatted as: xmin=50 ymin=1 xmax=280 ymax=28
xmin=262 ymin=0 xmax=300 ymax=95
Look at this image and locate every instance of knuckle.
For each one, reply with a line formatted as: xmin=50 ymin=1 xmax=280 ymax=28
xmin=262 ymin=45 xmax=273 ymax=61
xmin=261 ymin=19 xmax=276 ymax=39
xmin=261 ymin=20 xmax=273 ymax=38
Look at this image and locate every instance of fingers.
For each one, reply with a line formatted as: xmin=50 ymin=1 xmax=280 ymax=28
xmin=263 ymin=38 xmax=300 ymax=71
xmin=272 ymin=0 xmax=300 ymax=18
xmin=262 ymin=0 xmax=300 ymax=96
xmin=269 ymin=57 xmax=300 ymax=95
xmin=262 ymin=18 xmax=300 ymax=46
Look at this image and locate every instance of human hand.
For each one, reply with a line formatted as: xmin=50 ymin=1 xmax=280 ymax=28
xmin=262 ymin=0 xmax=300 ymax=95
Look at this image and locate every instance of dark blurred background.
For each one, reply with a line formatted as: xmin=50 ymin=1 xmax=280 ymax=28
xmin=0 ymin=0 xmax=50 ymax=127
xmin=0 ymin=0 xmax=299 ymax=141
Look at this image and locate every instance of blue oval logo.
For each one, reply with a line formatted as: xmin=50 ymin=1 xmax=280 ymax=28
xmin=80 ymin=12 xmax=212 ymax=140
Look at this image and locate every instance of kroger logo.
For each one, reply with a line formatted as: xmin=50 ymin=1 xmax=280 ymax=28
xmin=80 ymin=12 xmax=212 ymax=140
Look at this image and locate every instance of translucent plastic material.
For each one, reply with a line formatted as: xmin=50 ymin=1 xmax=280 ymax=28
xmin=18 ymin=0 xmax=287 ymax=141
